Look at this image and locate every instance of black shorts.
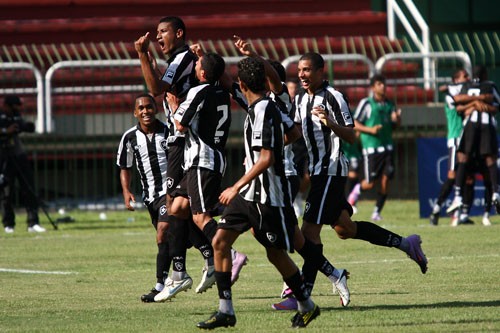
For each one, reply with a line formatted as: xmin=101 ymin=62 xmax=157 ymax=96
xmin=292 ymin=137 xmax=309 ymax=178
xmin=218 ymin=194 xmax=296 ymax=252
xmin=304 ymin=175 xmax=352 ymax=225
xmin=458 ymin=121 xmax=498 ymax=157
xmin=186 ymin=167 xmax=222 ymax=214
xmin=166 ymin=137 xmax=186 ymax=196
xmin=146 ymin=195 xmax=169 ymax=228
xmin=362 ymin=150 xmax=395 ymax=183
xmin=348 ymin=156 xmax=362 ymax=174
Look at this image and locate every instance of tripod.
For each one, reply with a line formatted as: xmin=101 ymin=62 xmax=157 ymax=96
xmin=0 ymin=151 xmax=58 ymax=230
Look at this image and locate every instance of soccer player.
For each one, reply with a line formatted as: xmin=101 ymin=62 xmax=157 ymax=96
xmin=137 ymin=17 xmax=223 ymax=301
xmin=293 ymin=53 xmax=428 ymax=285
xmin=117 ymin=94 xmax=172 ymax=302
xmin=229 ymin=37 xmax=350 ymax=310
xmin=135 ymin=16 xmax=198 ymax=299
xmin=446 ymin=65 xmax=500 ymax=225
xmin=429 ymin=69 xmax=472 ymax=225
xmin=173 ymin=52 xmax=231 ymax=293
xmin=196 ymin=57 xmax=320 ymax=329
xmin=348 ymin=74 xmax=401 ymax=221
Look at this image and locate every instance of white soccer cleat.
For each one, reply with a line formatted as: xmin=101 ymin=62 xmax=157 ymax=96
xmin=332 ymin=269 xmax=350 ymax=307
xmin=28 ymin=224 xmax=46 ymax=233
xmin=4 ymin=226 xmax=14 ymax=234
xmin=482 ymin=213 xmax=492 ymax=226
xmin=446 ymin=197 xmax=463 ymax=214
xmin=195 ymin=265 xmax=216 ymax=293
xmin=154 ymin=276 xmax=193 ymax=302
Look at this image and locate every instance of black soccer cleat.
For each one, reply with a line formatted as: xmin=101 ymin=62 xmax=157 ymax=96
xmin=141 ymin=288 xmax=160 ymax=303
xmin=291 ymin=304 xmax=320 ymax=328
xmin=197 ymin=311 xmax=236 ymax=330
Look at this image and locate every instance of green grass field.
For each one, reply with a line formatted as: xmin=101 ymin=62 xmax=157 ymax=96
xmin=1 ymin=200 xmax=499 ymax=332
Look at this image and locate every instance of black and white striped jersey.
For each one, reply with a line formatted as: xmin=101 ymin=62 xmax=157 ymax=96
xmin=231 ymin=82 xmax=297 ymax=176
xmin=161 ymin=44 xmax=198 ymax=138
xmin=116 ymin=120 xmax=169 ymax=204
xmin=174 ymin=82 xmax=231 ymax=174
xmin=240 ymin=97 xmax=291 ymax=207
xmin=294 ymin=81 xmax=353 ymax=177
xmin=458 ymin=80 xmax=500 ymax=125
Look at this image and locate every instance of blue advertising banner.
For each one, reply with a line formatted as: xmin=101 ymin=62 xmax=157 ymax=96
xmin=417 ymin=137 xmax=488 ymax=218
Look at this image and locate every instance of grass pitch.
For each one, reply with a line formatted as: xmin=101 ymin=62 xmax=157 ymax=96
xmin=0 ymin=200 xmax=499 ymax=332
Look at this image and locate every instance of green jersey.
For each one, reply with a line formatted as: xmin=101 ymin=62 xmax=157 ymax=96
xmin=354 ymin=96 xmax=395 ymax=150
xmin=445 ymin=84 xmax=464 ymax=140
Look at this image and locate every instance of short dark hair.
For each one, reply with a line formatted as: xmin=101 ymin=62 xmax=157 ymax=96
xmin=135 ymin=93 xmax=156 ymax=106
xmin=4 ymin=95 xmax=22 ymax=107
xmin=452 ymin=69 xmax=468 ymax=82
xmin=473 ymin=65 xmax=487 ymax=81
xmin=370 ymin=74 xmax=386 ymax=86
xmin=159 ymin=16 xmax=186 ymax=39
xmin=201 ymin=52 xmax=225 ymax=84
xmin=269 ymin=60 xmax=287 ymax=82
xmin=299 ymin=52 xmax=324 ymax=70
xmin=238 ymin=57 xmax=266 ymax=93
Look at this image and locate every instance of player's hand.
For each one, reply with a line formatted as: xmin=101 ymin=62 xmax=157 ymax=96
xmin=123 ymin=191 xmax=136 ymax=211
xmin=371 ymin=124 xmax=383 ymax=135
xmin=166 ymin=93 xmax=180 ymax=113
xmin=311 ymin=104 xmax=329 ymax=127
xmin=233 ymin=35 xmax=255 ymax=57
xmin=219 ymin=186 xmax=239 ymax=206
xmin=190 ymin=43 xmax=205 ymax=58
xmin=134 ymin=32 xmax=151 ymax=54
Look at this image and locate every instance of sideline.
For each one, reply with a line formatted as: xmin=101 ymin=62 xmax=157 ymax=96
xmin=0 ymin=268 xmax=78 ymax=275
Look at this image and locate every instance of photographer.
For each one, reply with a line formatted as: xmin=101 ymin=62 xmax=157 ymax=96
xmin=1 ymin=95 xmax=45 ymax=233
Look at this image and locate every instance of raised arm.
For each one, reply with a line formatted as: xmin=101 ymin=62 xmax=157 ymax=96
xmin=135 ymin=32 xmax=169 ymax=96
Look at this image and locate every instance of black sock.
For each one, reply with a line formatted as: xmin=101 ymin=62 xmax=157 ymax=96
xmin=157 ymin=242 xmax=171 ymax=284
xmin=375 ymin=193 xmax=387 ymax=214
xmin=202 ymin=219 xmax=218 ymax=241
xmin=215 ymin=271 xmax=232 ymax=300
xmin=284 ymin=270 xmax=309 ymax=302
xmin=437 ymin=178 xmax=455 ymax=206
xmin=298 ymin=240 xmax=332 ymax=294
xmin=454 ymin=162 xmax=467 ymax=197
xmin=354 ymin=221 xmax=403 ymax=247
xmin=488 ymin=163 xmax=498 ymax=193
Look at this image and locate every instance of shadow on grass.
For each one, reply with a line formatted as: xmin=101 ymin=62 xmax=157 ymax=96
xmin=320 ymin=299 xmax=500 ymax=312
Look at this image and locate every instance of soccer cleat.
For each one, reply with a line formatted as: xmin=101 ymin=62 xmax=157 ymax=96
xmin=291 ymin=304 xmax=320 ymax=328
xmin=482 ymin=213 xmax=492 ymax=226
xmin=141 ymin=288 xmax=160 ymax=303
xmin=371 ymin=212 xmax=382 ymax=221
xmin=231 ymin=251 xmax=248 ymax=285
xmin=347 ymin=183 xmax=360 ymax=206
xmin=280 ymin=284 xmax=293 ymax=299
xmin=197 ymin=311 xmax=236 ymax=329
xmin=272 ymin=297 xmax=298 ymax=311
xmin=4 ymin=226 xmax=14 ymax=234
xmin=446 ymin=197 xmax=462 ymax=214
xmin=429 ymin=213 xmax=439 ymax=226
xmin=405 ymin=234 xmax=428 ymax=274
xmin=28 ymin=224 xmax=46 ymax=233
xmin=154 ymin=276 xmax=193 ymax=302
xmin=333 ymin=269 xmax=350 ymax=307
xmin=195 ymin=265 xmax=216 ymax=293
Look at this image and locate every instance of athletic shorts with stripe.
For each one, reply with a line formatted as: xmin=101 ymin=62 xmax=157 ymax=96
xmin=186 ymin=167 xmax=222 ymax=214
xmin=218 ymin=194 xmax=296 ymax=253
xmin=362 ymin=150 xmax=395 ymax=184
xmin=304 ymin=175 xmax=353 ymax=225
xmin=166 ymin=138 xmax=186 ymax=197
xmin=146 ymin=195 xmax=169 ymax=227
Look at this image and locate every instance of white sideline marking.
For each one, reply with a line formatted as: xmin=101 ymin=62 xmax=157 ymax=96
xmin=0 ymin=268 xmax=78 ymax=275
